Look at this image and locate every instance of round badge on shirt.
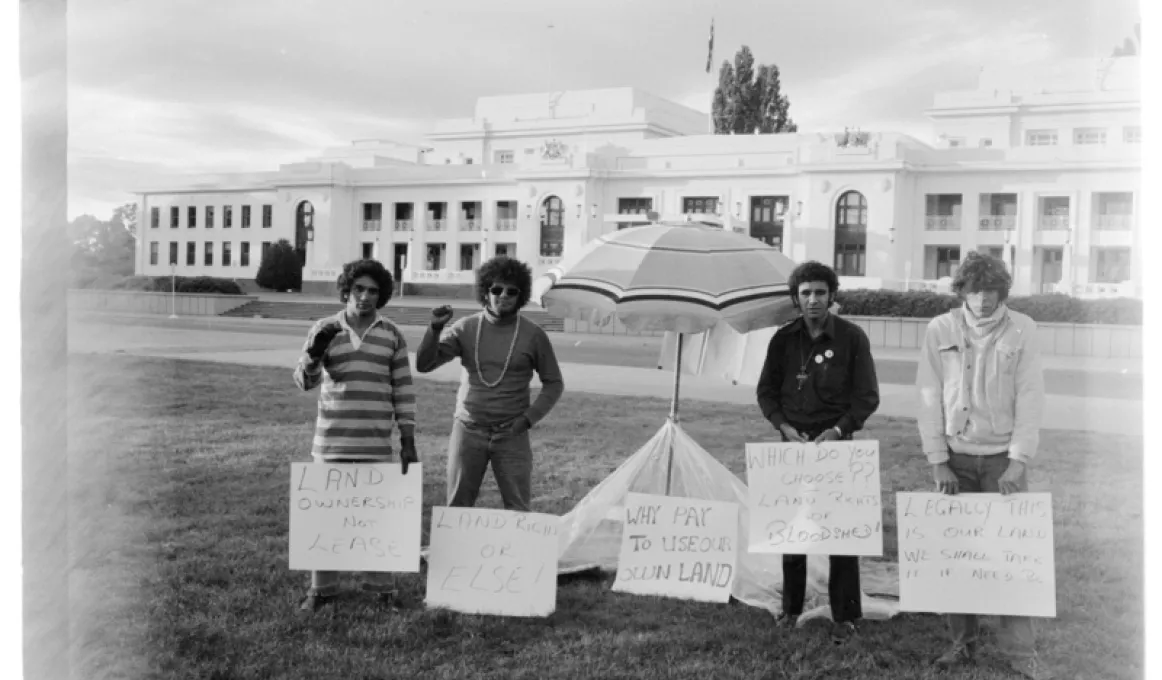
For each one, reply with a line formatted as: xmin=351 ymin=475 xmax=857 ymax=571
xmin=815 ymin=355 xmax=823 ymax=364
xmin=825 ymin=349 xmax=834 ymax=359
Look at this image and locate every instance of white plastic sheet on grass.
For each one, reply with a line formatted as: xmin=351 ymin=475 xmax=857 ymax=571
xmin=556 ymin=419 xmax=901 ymax=624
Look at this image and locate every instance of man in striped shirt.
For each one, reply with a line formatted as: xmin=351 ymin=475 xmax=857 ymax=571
xmin=293 ymin=258 xmax=418 ymax=613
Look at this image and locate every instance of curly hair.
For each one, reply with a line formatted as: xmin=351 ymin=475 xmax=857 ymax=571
xmin=476 ymin=256 xmax=533 ymax=309
xmin=787 ymin=260 xmax=839 ymax=310
xmin=952 ymin=251 xmax=1012 ymax=302
xmin=336 ymin=258 xmax=394 ymax=308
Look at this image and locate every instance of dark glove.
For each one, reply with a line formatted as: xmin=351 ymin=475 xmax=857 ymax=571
xmin=399 ymin=437 xmax=418 ymax=475
xmin=306 ymin=320 xmax=343 ymax=362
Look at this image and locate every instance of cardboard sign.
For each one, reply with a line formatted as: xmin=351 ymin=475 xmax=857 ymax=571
xmin=896 ymin=492 xmax=1057 ymax=617
xmin=289 ymin=463 xmax=423 ymax=572
xmin=425 ymin=507 xmax=560 ymax=617
xmin=745 ymin=440 xmax=883 ymax=555
xmin=612 ymin=493 xmax=739 ymax=603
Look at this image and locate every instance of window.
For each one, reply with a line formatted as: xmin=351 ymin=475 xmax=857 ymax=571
xmin=240 ymin=242 xmax=250 ymax=267
xmin=1073 ymin=127 xmax=1107 ymax=145
xmin=222 ymin=242 xmax=232 ymax=266
xmin=1026 ymin=130 xmax=1058 ymax=146
xmin=426 ymin=243 xmax=446 ymax=270
xmin=682 ymin=197 xmax=718 ymax=214
xmin=924 ymin=194 xmax=962 ymax=230
xmin=618 ymin=197 xmax=653 ymax=229
xmin=947 ymin=138 xmax=965 ymax=148
xmin=170 ymin=207 xmax=179 ymax=228
xmin=188 ymin=206 xmax=196 ymax=228
xmin=363 ymin=203 xmax=382 ymax=231
xmin=262 ymin=241 xmax=272 ymax=263
xmin=186 ymin=242 xmax=195 ymax=265
xmin=978 ymin=138 xmax=993 ymax=148
xmin=1124 ymin=126 xmax=1141 ymax=144
xmin=395 ymin=202 xmax=414 ymax=230
xmin=833 ymin=190 xmax=867 ymax=277
xmin=241 ymin=205 xmax=251 ymax=228
xmin=204 ymin=242 xmax=213 ymax=266
xmin=1092 ymin=247 xmax=1131 ymax=283
xmin=149 ymin=242 xmax=158 ymax=265
xmin=926 ymin=246 xmax=961 ymax=279
xmin=461 ymin=202 xmax=482 ymax=231
xmin=495 ymin=150 xmax=514 ymax=164
xmin=362 ymin=242 xmax=374 ymax=260
xmin=150 ymin=207 xmax=159 ymax=228
xmin=539 ymin=195 xmax=564 ymax=257
xmin=460 ymin=243 xmax=479 ymax=271
xmin=749 ymin=196 xmax=788 ymax=248
xmin=205 ymin=206 xmax=214 ymax=228
xmin=168 ymin=242 xmax=178 ymax=265
xmin=427 ymin=202 xmax=447 ymax=231
xmin=224 ymin=205 xmax=233 ymax=228
xmin=465 ymin=158 xmax=473 ymax=165
xmin=978 ymin=193 xmax=1018 ymax=230
xmin=494 ymin=243 xmax=515 ymax=258
xmin=495 ymin=201 xmax=517 ymax=230
xmin=1038 ymin=197 xmax=1070 ymax=230
xmin=262 ymin=204 xmax=272 ymax=228
xmin=1095 ymin=192 xmax=1134 ymax=230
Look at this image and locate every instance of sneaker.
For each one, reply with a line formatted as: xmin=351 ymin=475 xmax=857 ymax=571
xmin=1008 ymin=656 xmax=1055 ymax=680
xmin=775 ymin=612 xmax=799 ymax=629
xmin=933 ymin=643 xmax=975 ymax=669
xmin=830 ymin=620 xmax=858 ymax=645
xmin=298 ymin=594 xmax=333 ymax=613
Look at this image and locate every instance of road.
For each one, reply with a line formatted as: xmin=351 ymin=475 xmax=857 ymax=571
xmin=71 ymin=311 xmax=1142 ymax=400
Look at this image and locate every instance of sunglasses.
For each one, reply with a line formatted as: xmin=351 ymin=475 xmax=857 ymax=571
xmin=489 ymin=285 xmax=520 ymax=297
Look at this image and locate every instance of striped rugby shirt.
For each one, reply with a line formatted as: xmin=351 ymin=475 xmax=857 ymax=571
xmin=293 ymin=311 xmax=417 ymax=461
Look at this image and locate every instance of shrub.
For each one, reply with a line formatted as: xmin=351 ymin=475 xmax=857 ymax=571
xmin=834 ymin=289 xmax=1141 ymax=325
xmin=106 ymin=275 xmax=243 ymax=295
xmin=255 ymin=239 xmax=302 ymax=291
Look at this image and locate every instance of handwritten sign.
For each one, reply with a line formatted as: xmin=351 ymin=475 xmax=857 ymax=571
xmin=745 ymin=440 xmax=883 ymax=555
xmin=424 ymin=507 xmax=560 ymax=617
xmin=897 ymin=492 xmax=1056 ymax=617
xmin=289 ymin=463 xmax=423 ymax=572
xmin=612 ymin=493 xmax=739 ymax=603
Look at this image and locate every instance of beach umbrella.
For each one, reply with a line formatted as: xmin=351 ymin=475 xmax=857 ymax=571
xmin=531 ymin=221 xmax=800 ymax=492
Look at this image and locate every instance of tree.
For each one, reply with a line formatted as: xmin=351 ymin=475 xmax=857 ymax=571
xmin=68 ymin=202 xmax=137 ymax=284
xmin=712 ymin=45 xmax=797 ymax=134
xmin=255 ymin=239 xmax=302 ymax=291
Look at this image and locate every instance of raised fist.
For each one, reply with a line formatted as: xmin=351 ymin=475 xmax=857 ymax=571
xmin=306 ymin=320 xmax=343 ymax=362
xmin=430 ymin=305 xmax=454 ymax=328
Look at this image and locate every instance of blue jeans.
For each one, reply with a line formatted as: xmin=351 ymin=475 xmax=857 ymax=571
xmin=945 ymin=451 xmax=1037 ymax=659
xmin=446 ymin=418 xmax=533 ymax=512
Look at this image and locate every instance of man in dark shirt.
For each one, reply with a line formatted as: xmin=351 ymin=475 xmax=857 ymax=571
xmin=756 ymin=260 xmax=880 ymax=642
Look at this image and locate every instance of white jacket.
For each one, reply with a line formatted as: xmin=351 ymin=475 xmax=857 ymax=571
xmin=916 ymin=306 xmax=1045 ymax=465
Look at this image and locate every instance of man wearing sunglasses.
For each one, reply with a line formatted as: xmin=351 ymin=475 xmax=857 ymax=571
xmin=416 ymin=255 xmax=565 ymax=512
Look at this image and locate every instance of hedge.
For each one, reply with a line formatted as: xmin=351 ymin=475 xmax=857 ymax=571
xmin=106 ymin=275 xmax=244 ymax=295
xmin=834 ymin=289 xmax=1141 ymax=326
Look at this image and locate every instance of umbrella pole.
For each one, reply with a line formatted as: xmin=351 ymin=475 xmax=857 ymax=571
xmin=665 ymin=333 xmax=683 ymax=495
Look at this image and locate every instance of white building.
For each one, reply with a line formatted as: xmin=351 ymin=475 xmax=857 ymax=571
xmin=135 ymin=57 xmax=1141 ymax=299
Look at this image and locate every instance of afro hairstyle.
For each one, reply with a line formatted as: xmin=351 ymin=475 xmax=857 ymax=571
xmin=336 ymin=258 xmax=394 ymax=308
xmin=475 ymin=256 xmax=533 ymax=309
xmin=951 ymin=251 xmax=1012 ymax=302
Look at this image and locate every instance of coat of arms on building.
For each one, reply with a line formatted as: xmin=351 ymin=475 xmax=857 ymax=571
xmin=834 ymin=127 xmax=871 ymax=148
xmin=541 ymin=139 xmax=568 ymax=160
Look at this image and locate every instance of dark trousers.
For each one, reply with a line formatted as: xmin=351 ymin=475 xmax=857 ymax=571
xmin=779 ymin=422 xmax=862 ymax=623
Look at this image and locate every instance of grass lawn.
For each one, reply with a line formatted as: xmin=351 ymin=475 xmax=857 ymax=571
xmin=67 ymin=354 xmax=1143 ymax=680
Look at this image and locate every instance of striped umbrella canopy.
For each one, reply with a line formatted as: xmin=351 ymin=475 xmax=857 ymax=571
xmin=531 ymin=223 xmax=800 ymax=335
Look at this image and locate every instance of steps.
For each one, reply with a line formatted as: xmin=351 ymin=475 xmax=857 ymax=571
xmin=221 ymin=300 xmax=566 ymax=332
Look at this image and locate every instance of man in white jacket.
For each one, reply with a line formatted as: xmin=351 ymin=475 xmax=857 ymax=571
xmin=915 ymin=252 xmax=1052 ymax=680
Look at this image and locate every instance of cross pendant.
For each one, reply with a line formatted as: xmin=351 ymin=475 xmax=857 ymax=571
xmin=796 ymin=371 xmax=808 ymax=390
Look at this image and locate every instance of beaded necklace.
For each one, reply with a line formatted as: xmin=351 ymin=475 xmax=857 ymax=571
xmin=474 ymin=311 xmax=521 ymax=388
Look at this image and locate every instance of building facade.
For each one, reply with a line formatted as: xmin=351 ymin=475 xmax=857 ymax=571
xmin=135 ymin=59 xmax=1141 ymax=298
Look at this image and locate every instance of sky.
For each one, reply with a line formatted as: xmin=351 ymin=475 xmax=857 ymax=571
xmin=65 ymin=0 xmax=1142 ymax=220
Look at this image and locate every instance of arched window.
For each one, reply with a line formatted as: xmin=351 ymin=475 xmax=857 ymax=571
xmin=539 ymin=195 xmax=564 ymax=258
xmin=833 ymin=191 xmax=867 ymax=276
xmin=295 ymin=201 xmax=314 ymax=267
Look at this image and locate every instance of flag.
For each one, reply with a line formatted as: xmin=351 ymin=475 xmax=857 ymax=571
xmin=705 ymin=18 xmax=714 ymax=73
